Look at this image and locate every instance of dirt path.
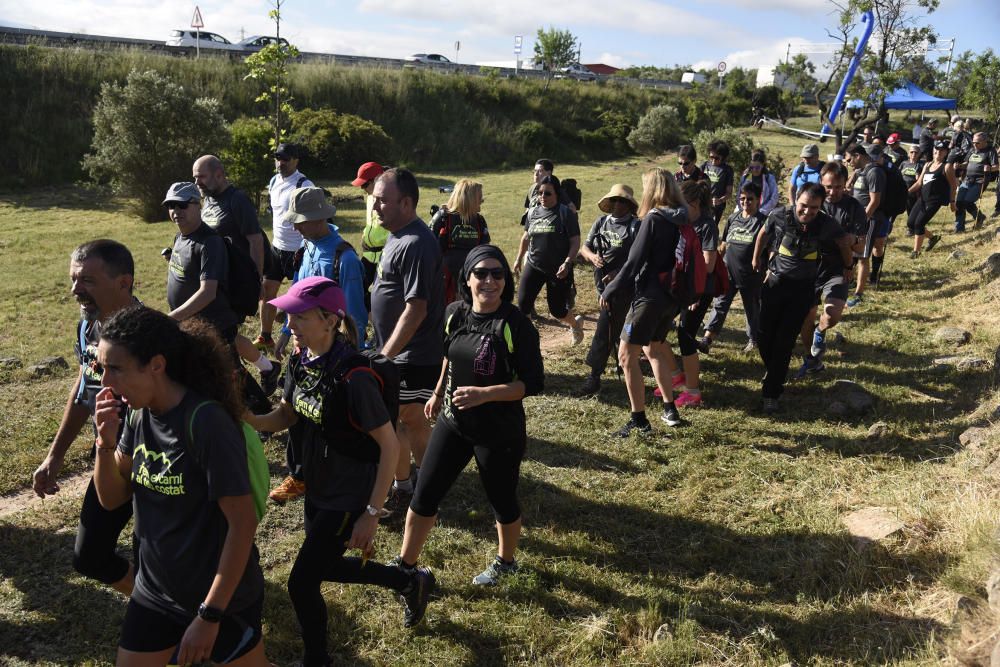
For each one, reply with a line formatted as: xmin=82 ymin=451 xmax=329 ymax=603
xmin=0 ymin=470 xmax=90 ymax=519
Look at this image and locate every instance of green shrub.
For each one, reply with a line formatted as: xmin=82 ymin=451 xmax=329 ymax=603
xmin=514 ymin=120 xmax=556 ymax=157
xmin=288 ymin=107 xmax=392 ymax=178
xmin=81 ymin=69 xmax=229 ymax=221
xmin=627 ymin=105 xmax=684 ymax=155
xmin=223 ymin=117 xmax=275 ymax=210
xmin=692 ymin=127 xmax=756 ymax=174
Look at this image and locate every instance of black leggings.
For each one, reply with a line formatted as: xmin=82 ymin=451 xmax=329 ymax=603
xmin=517 ymin=261 xmax=573 ymax=319
xmin=758 ymin=277 xmax=815 ymax=399
xmin=410 ymin=417 xmax=525 ymax=524
xmin=74 ymin=476 xmax=133 ymax=584
xmin=677 ymin=293 xmax=714 ymax=356
xmin=585 ymin=293 xmax=629 ymax=377
xmin=288 ymin=499 xmax=411 ymax=665
xmin=906 ymin=198 xmax=943 ymax=237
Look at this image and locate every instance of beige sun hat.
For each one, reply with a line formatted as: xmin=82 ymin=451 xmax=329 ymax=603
xmin=597 ymin=183 xmax=638 ymax=214
xmin=284 ymin=187 xmax=337 ymax=224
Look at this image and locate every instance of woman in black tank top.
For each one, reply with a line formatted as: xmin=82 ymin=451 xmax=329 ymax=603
xmin=906 ymin=142 xmax=957 ymax=254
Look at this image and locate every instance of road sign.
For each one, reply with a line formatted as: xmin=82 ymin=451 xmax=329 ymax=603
xmin=717 ymin=61 xmax=727 ymax=72
xmin=191 ymin=6 xmax=204 ymax=29
xmin=514 ymin=35 xmax=522 ymax=55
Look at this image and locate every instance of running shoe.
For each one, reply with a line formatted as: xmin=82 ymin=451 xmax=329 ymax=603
xmin=661 ymin=403 xmax=682 ymax=427
xmin=401 ymin=567 xmax=435 ymax=627
xmin=570 ymin=315 xmax=585 ymax=345
xmin=846 ymin=293 xmax=864 ymax=308
xmin=674 ymin=391 xmax=702 ymax=408
xmin=742 ymin=340 xmax=757 ymax=353
xmin=807 ymin=359 xmax=826 ymax=374
xmin=925 ymin=234 xmax=941 ymax=251
xmin=793 ymin=356 xmax=815 ymax=381
xmin=910 ymin=251 xmax=919 ymax=259
xmin=761 ymin=397 xmax=780 ymax=414
xmin=268 ymin=476 xmax=306 ymax=504
xmin=653 ymin=373 xmax=686 ymax=398
xmin=974 ymin=210 xmax=986 ymax=229
xmin=252 ymin=333 xmax=275 ymax=353
xmin=575 ymin=375 xmax=601 ymax=397
xmin=260 ymin=363 xmax=281 ymax=397
xmin=954 ymin=223 xmax=965 ymax=233
xmin=389 ymin=555 xmax=417 ymax=574
xmin=472 ymin=555 xmax=518 ymax=586
xmin=810 ymin=330 xmax=827 ymax=360
xmin=614 ymin=418 xmax=652 ymax=437
xmin=696 ymin=336 xmax=713 ymax=354
xmin=385 ymin=485 xmax=414 ymax=517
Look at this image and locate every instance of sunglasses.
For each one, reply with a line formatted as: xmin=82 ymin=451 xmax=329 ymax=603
xmin=471 ymin=267 xmax=505 ymax=280
xmin=750 ymin=164 xmax=763 ymax=170
xmin=166 ymin=201 xmax=190 ymax=210
xmin=709 ymin=154 xmax=721 ymax=160
xmin=538 ymin=189 xmax=556 ymax=197
xmin=678 ymin=160 xmax=691 ymax=167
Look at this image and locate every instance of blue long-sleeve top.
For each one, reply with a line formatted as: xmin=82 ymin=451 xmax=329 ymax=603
xmin=282 ymin=224 xmax=368 ymax=343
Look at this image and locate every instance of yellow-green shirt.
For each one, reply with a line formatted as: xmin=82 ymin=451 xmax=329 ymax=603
xmin=361 ymin=194 xmax=388 ymax=263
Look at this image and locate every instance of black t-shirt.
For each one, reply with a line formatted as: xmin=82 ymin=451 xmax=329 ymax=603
xmin=699 ymin=162 xmax=734 ymax=199
xmin=603 ymin=207 xmax=684 ymax=302
xmin=168 ymin=223 xmax=238 ymax=332
xmin=852 ymin=164 xmax=886 ymax=220
xmin=720 ymin=210 xmax=766 ymax=285
xmin=965 ymin=147 xmax=998 ymax=183
xmin=820 ymin=197 xmax=866 ymax=278
xmin=674 ymin=166 xmax=704 ymax=183
xmin=430 ymin=210 xmax=491 ymax=281
xmin=282 ymin=343 xmax=391 ymax=511
xmin=440 ymin=302 xmax=544 ymax=446
xmin=919 ymin=128 xmax=935 ymax=160
xmin=118 ymin=392 xmax=264 ymax=623
xmin=693 ymin=213 xmax=719 ymax=252
xmin=899 ymin=160 xmax=924 ymax=187
xmin=584 ymin=213 xmax=641 ymax=292
xmin=764 ymin=206 xmax=846 ymax=282
xmin=201 ymin=186 xmax=262 ymax=256
xmin=523 ymin=204 xmax=580 ymax=275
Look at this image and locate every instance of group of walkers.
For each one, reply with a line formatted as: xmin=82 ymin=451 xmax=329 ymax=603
xmin=29 ymin=119 xmax=994 ymax=664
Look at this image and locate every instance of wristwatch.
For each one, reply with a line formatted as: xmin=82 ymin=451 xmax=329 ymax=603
xmin=197 ymin=603 xmax=224 ymax=623
xmin=365 ymin=504 xmax=382 ymax=517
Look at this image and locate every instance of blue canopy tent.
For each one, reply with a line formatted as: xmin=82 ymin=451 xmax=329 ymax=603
xmin=883 ymin=81 xmax=955 ymax=110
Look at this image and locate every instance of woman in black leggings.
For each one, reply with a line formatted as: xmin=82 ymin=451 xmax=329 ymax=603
xmin=513 ymin=175 xmax=584 ymax=344
xmin=394 ymin=245 xmax=544 ymax=586
xmin=907 ymin=140 xmax=957 ymax=256
xmin=246 ymin=277 xmax=434 ymax=666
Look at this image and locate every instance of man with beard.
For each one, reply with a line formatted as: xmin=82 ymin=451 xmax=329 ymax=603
xmin=33 ymin=239 xmax=139 ymax=594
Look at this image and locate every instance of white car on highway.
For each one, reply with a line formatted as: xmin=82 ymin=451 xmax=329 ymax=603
xmin=166 ymin=30 xmax=242 ymax=51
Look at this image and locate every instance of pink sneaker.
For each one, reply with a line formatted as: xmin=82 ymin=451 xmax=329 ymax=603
xmin=653 ymin=374 xmax=685 ymax=398
xmin=675 ymin=391 xmax=703 ymax=408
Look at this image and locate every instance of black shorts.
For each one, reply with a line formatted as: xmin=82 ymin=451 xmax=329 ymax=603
xmin=119 ymin=595 xmax=263 ymax=662
xmin=397 ymin=363 xmax=440 ymax=405
xmin=263 ymin=246 xmax=298 ymax=282
xmin=816 ymin=275 xmax=848 ymax=302
xmin=621 ymin=298 xmax=676 ymax=347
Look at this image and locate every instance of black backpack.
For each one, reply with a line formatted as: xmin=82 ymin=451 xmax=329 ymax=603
xmin=871 ymin=164 xmax=908 ymax=218
xmin=444 ymin=302 xmax=519 ymax=380
xmin=561 ymin=178 xmax=583 ymax=210
xmin=221 ymin=236 xmax=263 ymax=319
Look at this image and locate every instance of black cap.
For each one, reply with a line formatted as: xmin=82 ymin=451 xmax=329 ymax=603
xmin=275 ymin=143 xmax=300 ymax=159
xmin=934 ymin=139 xmax=949 ymax=150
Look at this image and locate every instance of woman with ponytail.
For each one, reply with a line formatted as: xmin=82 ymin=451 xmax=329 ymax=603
xmin=92 ymin=305 xmax=268 ymax=666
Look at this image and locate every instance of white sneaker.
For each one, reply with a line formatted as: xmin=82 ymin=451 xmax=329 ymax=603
xmin=571 ymin=315 xmax=584 ymax=345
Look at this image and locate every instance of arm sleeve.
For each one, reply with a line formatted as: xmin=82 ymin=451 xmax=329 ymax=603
xmin=512 ymin=314 xmax=544 ymax=397
xmin=564 ymin=208 xmax=581 ymax=238
xmin=339 ymin=251 xmax=368 ymax=336
xmin=721 ymin=215 xmax=734 ymax=242
xmin=199 ymin=236 xmax=228 ymax=282
xmin=117 ymin=409 xmax=137 ymax=456
xmin=193 ymin=405 xmax=251 ymax=500
xmin=868 ymin=167 xmax=886 ymax=195
xmin=346 ymin=371 xmax=392 ymax=431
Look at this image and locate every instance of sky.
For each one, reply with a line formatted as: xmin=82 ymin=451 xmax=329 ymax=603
xmin=1 ymin=0 xmax=996 ymax=77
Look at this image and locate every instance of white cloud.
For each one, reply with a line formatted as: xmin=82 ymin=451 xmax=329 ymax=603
xmin=595 ymin=52 xmax=631 ymax=68
xmin=692 ymin=36 xmax=821 ymax=73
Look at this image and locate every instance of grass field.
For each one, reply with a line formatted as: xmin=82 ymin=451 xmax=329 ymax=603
xmin=2 ymin=125 xmax=1000 ymax=665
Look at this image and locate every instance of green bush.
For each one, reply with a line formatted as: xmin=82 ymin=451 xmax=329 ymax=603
xmin=81 ymin=69 xmax=229 ymax=221
xmin=627 ymin=105 xmax=685 ymax=155
xmin=514 ymin=120 xmax=556 ymax=157
xmin=223 ymin=117 xmax=275 ymax=210
xmin=692 ymin=126 xmax=780 ymax=178
xmin=288 ymin=107 xmax=392 ymax=178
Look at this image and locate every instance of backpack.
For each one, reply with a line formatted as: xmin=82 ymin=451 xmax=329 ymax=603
xmin=652 ymin=208 xmax=707 ymax=307
xmin=434 ymin=210 xmax=486 ymax=253
xmin=561 ymin=179 xmax=583 ymax=210
xmin=221 ymin=236 xmax=263 ymax=319
xmin=331 ymin=239 xmax=356 ymax=286
xmin=287 ymin=347 xmax=399 ymax=462
xmin=128 ymin=402 xmax=270 ymax=522
xmin=791 ymin=161 xmax=826 ymax=195
xmin=444 ymin=302 xmax=518 ymax=380
xmin=870 ymin=163 xmax=908 ymax=217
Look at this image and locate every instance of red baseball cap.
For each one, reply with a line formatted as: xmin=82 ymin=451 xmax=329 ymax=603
xmin=887 ymin=133 xmax=900 ymax=145
xmin=351 ymin=161 xmax=384 ymax=187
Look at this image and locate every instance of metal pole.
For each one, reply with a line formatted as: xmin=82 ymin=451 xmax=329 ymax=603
xmin=944 ymin=37 xmax=956 ymax=83
xmin=785 ymin=43 xmax=791 ymax=65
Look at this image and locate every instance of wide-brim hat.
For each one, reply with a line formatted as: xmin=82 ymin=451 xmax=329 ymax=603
xmin=284 ymin=187 xmax=337 ymax=224
xmin=597 ymin=183 xmax=638 ymax=214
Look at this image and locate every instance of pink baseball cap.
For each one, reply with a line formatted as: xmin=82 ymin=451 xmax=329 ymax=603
xmin=887 ymin=132 xmax=900 ymax=145
xmin=351 ymin=161 xmax=384 ymax=186
xmin=269 ymin=276 xmax=346 ymax=316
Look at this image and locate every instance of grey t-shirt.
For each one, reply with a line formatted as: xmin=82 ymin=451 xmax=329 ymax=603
xmin=852 ymin=164 xmax=886 ymax=220
xmin=201 ymin=185 xmax=261 ymax=257
xmin=371 ymin=218 xmax=444 ymax=366
xmin=584 ymin=213 xmax=641 ymax=292
xmin=118 ymin=393 xmax=264 ymax=623
xmin=168 ymin=223 xmax=238 ymax=332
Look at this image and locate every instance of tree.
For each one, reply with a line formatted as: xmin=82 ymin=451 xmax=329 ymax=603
xmin=223 ymin=117 xmax=275 ymax=210
xmin=939 ymin=49 xmax=975 ymax=102
xmin=244 ymin=0 xmax=300 ymax=151
xmin=723 ymin=67 xmax=758 ymax=99
xmin=532 ymin=26 xmax=578 ymax=72
xmin=815 ymin=0 xmax=941 ymax=153
xmin=82 ymin=69 xmax=228 ymax=221
xmin=964 ymin=50 xmax=1000 ymax=143
xmin=773 ymin=54 xmax=818 ymax=92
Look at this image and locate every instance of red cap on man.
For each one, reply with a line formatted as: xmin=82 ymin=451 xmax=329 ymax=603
xmin=351 ymin=162 xmax=384 ymax=187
